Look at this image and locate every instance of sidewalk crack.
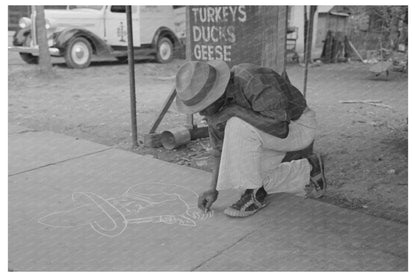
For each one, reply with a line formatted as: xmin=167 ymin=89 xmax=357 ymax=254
xmin=191 ymin=223 xmax=266 ymax=271
xmin=8 ymin=148 xmax=112 ymax=177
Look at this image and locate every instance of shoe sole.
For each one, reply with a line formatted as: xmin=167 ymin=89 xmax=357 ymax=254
xmin=314 ymin=154 xmax=327 ymax=198
xmin=307 ymin=154 xmax=327 ymax=199
xmin=224 ymin=202 xmax=269 ymax=218
xmin=317 ymin=154 xmax=327 ymax=193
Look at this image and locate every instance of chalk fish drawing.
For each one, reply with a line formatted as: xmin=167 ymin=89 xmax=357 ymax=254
xmin=38 ymin=182 xmax=213 ymax=238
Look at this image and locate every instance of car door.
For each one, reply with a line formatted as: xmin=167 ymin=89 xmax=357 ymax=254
xmin=104 ymin=5 xmax=141 ymax=47
xmin=139 ymin=6 xmax=176 ymax=44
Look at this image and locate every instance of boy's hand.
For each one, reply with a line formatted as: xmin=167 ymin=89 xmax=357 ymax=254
xmin=197 ymin=189 xmax=219 ymax=212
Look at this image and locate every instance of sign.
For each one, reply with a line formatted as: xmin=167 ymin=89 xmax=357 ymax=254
xmin=187 ymin=6 xmax=288 ymax=71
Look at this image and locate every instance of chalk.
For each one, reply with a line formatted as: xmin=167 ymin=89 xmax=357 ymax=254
xmin=38 ymin=182 xmax=214 ymax=238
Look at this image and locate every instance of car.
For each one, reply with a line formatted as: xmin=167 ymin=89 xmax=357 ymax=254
xmin=10 ymin=5 xmax=184 ymax=68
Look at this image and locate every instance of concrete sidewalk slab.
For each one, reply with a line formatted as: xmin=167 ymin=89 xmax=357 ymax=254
xmin=196 ymin=194 xmax=407 ymax=271
xmin=8 ymin=125 xmax=110 ymax=175
xmin=9 ymin=148 xmax=256 ymax=271
xmin=8 ymin=128 xmax=408 ymax=271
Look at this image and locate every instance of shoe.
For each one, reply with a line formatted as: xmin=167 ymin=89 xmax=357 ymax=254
xmin=305 ymin=153 xmax=327 ymax=198
xmin=224 ymin=188 xmax=268 ymax=217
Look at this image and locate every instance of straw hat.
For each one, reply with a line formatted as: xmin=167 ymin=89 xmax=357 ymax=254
xmin=175 ymin=60 xmax=230 ymax=114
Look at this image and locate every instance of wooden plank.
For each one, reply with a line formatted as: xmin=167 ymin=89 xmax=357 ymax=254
xmin=339 ymin=100 xmax=382 ymax=104
xmin=339 ymin=100 xmax=393 ymax=109
xmin=148 ymin=86 xmax=177 ymax=134
xmin=348 ymin=40 xmax=364 ymax=63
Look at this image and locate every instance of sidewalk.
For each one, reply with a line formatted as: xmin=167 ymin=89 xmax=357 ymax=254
xmin=8 ymin=124 xmax=408 ymax=271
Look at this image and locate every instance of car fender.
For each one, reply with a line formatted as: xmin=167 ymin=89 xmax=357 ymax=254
xmin=12 ymin=27 xmax=31 ymax=46
xmin=54 ymin=28 xmax=112 ymax=55
xmin=152 ymin=27 xmax=180 ymax=48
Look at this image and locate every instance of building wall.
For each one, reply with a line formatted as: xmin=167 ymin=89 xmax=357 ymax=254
xmin=315 ymin=14 xmax=348 ymax=51
xmin=289 ymin=5 xmax=349 ymax=61
xmin=290 ymin=6 xmax=320 ymax=60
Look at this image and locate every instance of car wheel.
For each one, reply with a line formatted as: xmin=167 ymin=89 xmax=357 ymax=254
xmin=64 ymin=37 xmax=92 ymax=69
xmin=19 ymin=35 xmax=38 ymax=64
xmin=156 ymin=37 xmax=173 ymax=63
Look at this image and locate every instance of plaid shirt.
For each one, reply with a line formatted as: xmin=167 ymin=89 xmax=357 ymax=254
xmin=208 ymin=63 xmax=307 ymax=157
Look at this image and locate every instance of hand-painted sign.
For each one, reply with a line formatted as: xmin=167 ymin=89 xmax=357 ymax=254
xmin=188 ymin=6 xmax=257 ymax=65
xmin=187 ymin=6 xmax=288 ymax=71
xmin=188 ymin=6 xmax=262 ymax=66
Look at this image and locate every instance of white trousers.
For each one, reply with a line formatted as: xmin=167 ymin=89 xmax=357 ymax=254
xmin=216 ymin=109 xmax=317 ymax=196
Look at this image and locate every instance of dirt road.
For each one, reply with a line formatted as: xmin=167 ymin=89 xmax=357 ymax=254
xmin=8 ymin=35 xmax=408 ymax=223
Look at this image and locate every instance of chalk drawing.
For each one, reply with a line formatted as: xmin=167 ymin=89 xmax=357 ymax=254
xmin=38 ymin=182 xmax=213 ymax=238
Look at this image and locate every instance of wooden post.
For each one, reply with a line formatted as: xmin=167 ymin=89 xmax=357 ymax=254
xmin=307 ymin=6 xmax=317 ymax=63
xmin=185 ymin=6 xmax=192 ymax=63
xmin=303 ymin=6 xmax=316 ymax=97
xmin=260 ymin=6 xmax=287 ymax=74
xmin=126 ymin=6 xmax=138 ymax=148
xmin=283 ymin=6 xmax=289 ymax=72
xmin=149 ymin=87 xmax=177 ymax=134
xmin=277 ymin=6 xmax=288 ymax=74
xmin=185 ymin=6 xmax=195 ymax=129
xmin=31 ymin=6 xmax=37 ymax=45
xmin=35 ymin=6 xmax=52 ymax=75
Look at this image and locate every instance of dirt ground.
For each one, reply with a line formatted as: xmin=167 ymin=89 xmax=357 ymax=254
xmin=8 ymin=39 xmax=408 ymax=223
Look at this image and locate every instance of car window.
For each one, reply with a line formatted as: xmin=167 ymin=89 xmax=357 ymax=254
xmin=110 ymin=6 xmax=126 ymax=13
xmin=69 ymin=6 xmax=104 ymax=10
xmin=44 ymin=6 xmax=68 ymax=10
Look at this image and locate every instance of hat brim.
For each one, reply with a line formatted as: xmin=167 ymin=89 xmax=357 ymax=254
xmin=175 ymin=60 xmax=230 ymax=114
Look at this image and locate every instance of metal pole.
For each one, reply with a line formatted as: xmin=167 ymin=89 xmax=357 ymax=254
xmin=126 ymin=6 xmax=138 ymax=147
xmin=303 ymin=6 xmax=310 ymax=97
